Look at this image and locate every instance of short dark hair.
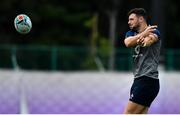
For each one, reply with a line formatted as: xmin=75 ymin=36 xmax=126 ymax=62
xmin=128 ymin=8 xmax=147 ymax=21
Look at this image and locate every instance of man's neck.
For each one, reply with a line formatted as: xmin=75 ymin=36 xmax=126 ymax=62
xmin=138 ymin=23 xmax=148 ymax=33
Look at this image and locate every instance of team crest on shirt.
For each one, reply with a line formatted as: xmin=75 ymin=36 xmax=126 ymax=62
xmin=133 ymin=45 xmax=143 ymax=59
xmin=130 ymin=94 xmax=134 ymax=99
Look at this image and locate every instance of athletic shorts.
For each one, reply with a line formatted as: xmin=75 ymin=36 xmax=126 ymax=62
xmin=129 ymin=76 xmax=160 ymax=107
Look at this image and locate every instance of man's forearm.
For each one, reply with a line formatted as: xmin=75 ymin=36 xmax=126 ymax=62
xmin=124 ymin=33 xmax=144 ymax=47
xmin=142 ymin=34 xmax=158 ymax=47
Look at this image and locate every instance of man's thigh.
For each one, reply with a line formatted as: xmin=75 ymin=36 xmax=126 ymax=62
xmin=123 ymin=101 xmax=149 ymax=114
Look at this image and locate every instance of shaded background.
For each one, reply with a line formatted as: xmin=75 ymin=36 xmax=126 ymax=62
xmin=0 ymin=0 xmax=180 ymax=114
xmin=1 ymin=0 xmax=179 ymax=70
xmin=0 ymin=0 xmax=172 ymax=47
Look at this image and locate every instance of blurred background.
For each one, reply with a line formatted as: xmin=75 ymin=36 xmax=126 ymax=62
xmin=0 ymin=0 xmax=180 ymax=114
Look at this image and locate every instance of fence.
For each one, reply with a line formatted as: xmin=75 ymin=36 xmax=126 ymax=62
xmin=0 ymin=45 xmax=132 ymax=71
xmin=0 ymin=45 xmax=180 ymax=71
xmin=165 ymin=49 xmax=180 ymax=70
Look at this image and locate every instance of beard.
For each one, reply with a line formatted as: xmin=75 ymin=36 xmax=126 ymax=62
xmin=130 ymin=24 xmax=140 ymax=31
xmin=129 ymin=23 xmax=140 ymax=32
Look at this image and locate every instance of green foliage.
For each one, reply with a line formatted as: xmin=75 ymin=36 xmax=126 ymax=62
xmin=1 ymin=0 xmax=180 ymax=49
xmin=81 ymin=56 xmax=99 ymax=70
xmin=98 ymin=37 xmax=111 ymax=57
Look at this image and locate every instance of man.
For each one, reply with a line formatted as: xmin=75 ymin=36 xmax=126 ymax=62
xmin=123 ymin=8 xmax=161 ymax=114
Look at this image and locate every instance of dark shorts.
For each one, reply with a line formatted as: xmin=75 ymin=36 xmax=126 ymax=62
xmin=129 ymin=76 xmax=160 ymax=107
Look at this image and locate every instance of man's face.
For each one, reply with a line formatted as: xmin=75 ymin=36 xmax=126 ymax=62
xmin=128 ymin=13 xmax=140 ymax=30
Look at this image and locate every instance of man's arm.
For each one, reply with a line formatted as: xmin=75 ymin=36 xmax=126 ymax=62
xmin=124 ymin=25 xmax=157 ymax=48
xmin=142 ymin=33 xmax=158 ymax=47
xmin=124 ymin=33 xmax=143 ymax=47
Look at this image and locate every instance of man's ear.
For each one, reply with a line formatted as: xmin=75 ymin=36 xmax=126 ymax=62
xmin=139 ymin=16 xmax=144 ymax=22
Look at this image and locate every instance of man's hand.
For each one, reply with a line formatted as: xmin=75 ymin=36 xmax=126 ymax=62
xmin=136 ymin=25 xmax=158 ymax=47
xmin=141 ymin=33 xmax=158 ymax=47
xmin=137 ymin=36 xmax=145 ymax=45
xmin=141 ymin=25 xmax=157 ymax=37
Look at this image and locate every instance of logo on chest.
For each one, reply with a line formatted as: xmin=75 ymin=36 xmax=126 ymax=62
xmin=133 ymin=45 xmax=143 ymax=59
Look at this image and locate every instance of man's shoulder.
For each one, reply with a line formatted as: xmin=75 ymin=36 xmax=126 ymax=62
xmin=153 ymin=29 xmax=160 ymax=38
xmin=125 ymin=30 xmax=136 ymax=37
